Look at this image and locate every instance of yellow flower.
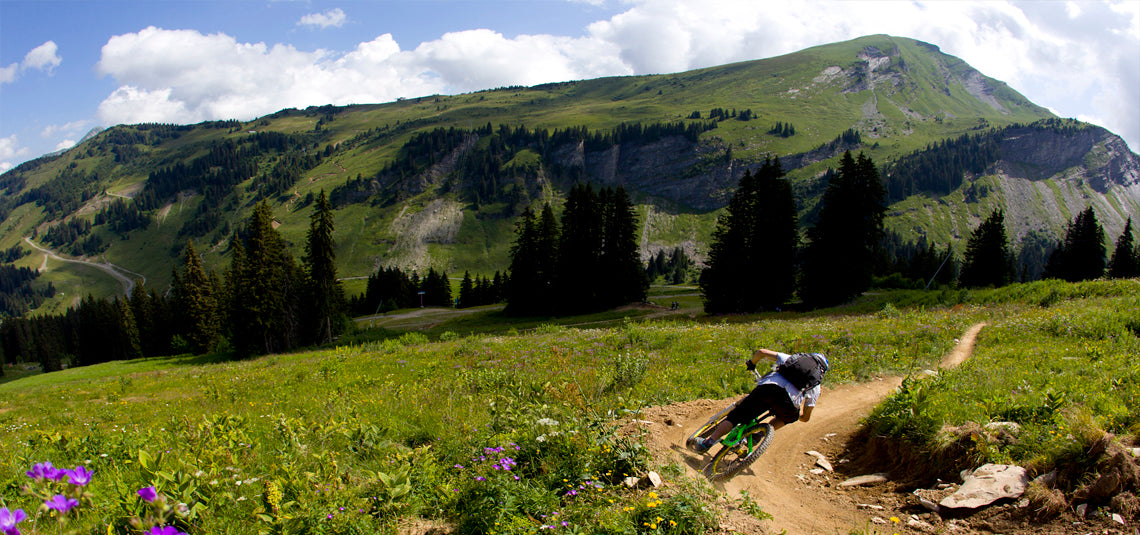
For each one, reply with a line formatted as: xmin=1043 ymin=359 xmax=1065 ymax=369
xmin=648 ymin=491 xmax=658 ymax=499
xmin=890 ymin=516 xmax=900 ymax=523
xmin=670 ymin=520 xmax=677 ymax=527
xmin=649 ymin=524 xmax=657 ymax=529
xmin=647 ymin=502 xmax=657 ymax=508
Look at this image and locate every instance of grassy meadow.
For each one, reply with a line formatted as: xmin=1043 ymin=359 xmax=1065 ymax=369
xmin=1 ymin=279 xmax=1137 ymax=534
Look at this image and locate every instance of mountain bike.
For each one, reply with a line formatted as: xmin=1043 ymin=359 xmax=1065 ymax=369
xmin=685 ymin=369 xmax=776 ymax=482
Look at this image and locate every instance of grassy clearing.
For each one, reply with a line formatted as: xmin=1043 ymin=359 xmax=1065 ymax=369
xmin=0 ymin=279 xmax=1134 ymax=533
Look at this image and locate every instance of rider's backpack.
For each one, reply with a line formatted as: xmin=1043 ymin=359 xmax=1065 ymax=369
xmin=777 ymin=353 xmax=827 ymax=391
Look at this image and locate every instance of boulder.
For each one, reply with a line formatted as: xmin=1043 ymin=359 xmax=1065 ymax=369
xmin=940 ymin=464 xmax=1029 ymax=509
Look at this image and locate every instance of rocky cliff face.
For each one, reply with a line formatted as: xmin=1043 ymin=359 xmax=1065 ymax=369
xmin=996 ymin=127 xmax=1140 ymax=243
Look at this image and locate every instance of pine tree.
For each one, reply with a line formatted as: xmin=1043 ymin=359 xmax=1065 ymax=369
xmin=227 ymin=201 xmax=302 ymax=356
xmin=114 ymin=297 xmax=144 ymax=361
xmin=175 ymin=241 xmax=219 ymax=353
xmin=959 ymin=210 xmax=1012 ymax=288
xmin=505 ymin=208 xmax=542 ymax=314
xmin=536 ymin=204 xmax=559 ymax=309
xmin=507 ymin=204 xmax=560 ymax=315
xmin=128 ymin=283 xmax=155 ymax=356
xmin=701 ymin=159 xmax=798 ymax=312
xmin=599 ymin=186 xmax=647 ymax=309
xmin=421 ymin=268 xmax=452 ymax=306
xmin=800 ymin=152 xmax=886 ymax=306
xmin=557 ymin=184 xmax=602 ymax=314
xmin=1108 ymin=217 xmax=1139 ymax=278
xmin=1044 ymin=207 xmax=1107 ymax=282
xmin=302 ymin=190 xmax=344 ymax=344
xmin=458 ymin=271 xmax=475 ymax=308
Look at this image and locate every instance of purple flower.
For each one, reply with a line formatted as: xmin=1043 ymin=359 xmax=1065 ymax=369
xmin=65 ymin=466 xmax=93 ymax=486
xmin=1 ymin=507 xmax=27 ymax=535
xmin=26 ymin=462 xmax=64 ymax=481
xmin=147 ymin=527 xmax=188 ymax=535
xmin=44 ymin=494 xmax=79 ymax=513
xmin=138 ymin=486 xmax=158 ymax=502
xmin=474 ymin=476 xmax=486 ymax=481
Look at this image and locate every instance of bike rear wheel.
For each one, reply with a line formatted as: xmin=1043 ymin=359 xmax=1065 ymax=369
xmin=702 ymin=422 xmax=774 ymax=482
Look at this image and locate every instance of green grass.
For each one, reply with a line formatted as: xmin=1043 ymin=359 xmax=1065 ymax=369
xmin=6 ymin=280 xmax=1134 ymax=533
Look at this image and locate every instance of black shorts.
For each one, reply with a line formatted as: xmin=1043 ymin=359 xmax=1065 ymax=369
xmin=726 ymin=383 xmax=800 ymax=425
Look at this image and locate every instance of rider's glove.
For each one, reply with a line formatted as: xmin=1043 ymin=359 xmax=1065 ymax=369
xmin=745 ymin=359 xmax=756 ymax=371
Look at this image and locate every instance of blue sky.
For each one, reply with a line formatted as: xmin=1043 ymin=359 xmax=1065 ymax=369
xmin=2 ymin=0 xmax=1138 ymax=171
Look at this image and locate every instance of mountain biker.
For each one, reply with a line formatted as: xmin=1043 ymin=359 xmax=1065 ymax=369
xmin=688 ymin=348 xmax=828 ymax=453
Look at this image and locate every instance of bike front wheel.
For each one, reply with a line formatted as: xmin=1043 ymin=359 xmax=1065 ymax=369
xmin=702 ymin=422 xmax=774 ymax=482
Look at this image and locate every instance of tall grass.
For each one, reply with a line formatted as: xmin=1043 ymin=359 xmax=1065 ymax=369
xmin=1 ymin=279 xmax=1135 ymax=533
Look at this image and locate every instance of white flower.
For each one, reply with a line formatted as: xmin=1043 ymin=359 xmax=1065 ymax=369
xmin=536 ymin=435 xmax=547 ymax=443
xmin=536 ymin=418 xmax=560 ymax=427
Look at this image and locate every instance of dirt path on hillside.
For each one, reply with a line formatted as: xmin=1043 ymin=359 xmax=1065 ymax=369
xmin=24 ymin=236 xmax=140 ymax=295
xmin=632 ymin=322 xmax=988 ymax=535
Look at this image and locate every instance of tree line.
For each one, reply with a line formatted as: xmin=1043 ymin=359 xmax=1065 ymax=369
xmin=349 ymin=266 xmax=458 ymax=315
xmin=505 ymin=183 xmax=647 ymax=316
xmin=700 ymin=150 xmax=1140 ymax=314
xmin=0 ymin=192 xmax=347 ymax=374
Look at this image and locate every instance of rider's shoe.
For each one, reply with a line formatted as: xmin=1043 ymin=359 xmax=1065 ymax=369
xmin=687 ymin=437 xmax=715 ymax=454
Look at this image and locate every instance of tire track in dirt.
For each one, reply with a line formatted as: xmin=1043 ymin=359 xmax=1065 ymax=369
xmin=634 ymin=322 xmax=987 ymax=534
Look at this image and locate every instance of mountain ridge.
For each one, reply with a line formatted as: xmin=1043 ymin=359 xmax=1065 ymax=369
xmin=1 ymin=34 xmax=1136 ymax=314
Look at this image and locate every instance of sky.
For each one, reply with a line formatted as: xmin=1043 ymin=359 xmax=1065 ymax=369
xmin=1 ymin=0 xmax=1138 ymax=173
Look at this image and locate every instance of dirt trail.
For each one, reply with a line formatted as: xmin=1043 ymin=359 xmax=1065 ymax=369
xmin=633 ymin=322 xmax=988 ymax=534
xmin=24 ymin=236 xmax=141 ymax=295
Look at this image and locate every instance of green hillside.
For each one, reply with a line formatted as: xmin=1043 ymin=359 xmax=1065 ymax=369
xmin=2 ymin=34 xmax=1136 ymax=312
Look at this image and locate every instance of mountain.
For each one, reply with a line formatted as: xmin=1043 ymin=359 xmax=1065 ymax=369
xmin=1 ymin=34 xmax=1137 ymax=314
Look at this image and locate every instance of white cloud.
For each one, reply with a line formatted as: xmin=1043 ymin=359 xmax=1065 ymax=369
xmin=1 ymin=40 xmax=62 ymax=85
xmin=55 ymin=139 xmax=77 ymax=152
xmin=90 ymin=1 xmax=1140 ymax=151
xmin=23 ymin=41 xmax=62 ymax=73
xmin=298 ymin=8 xmax=347 ymax=29
xmin=41 ymin=120 xmax=91 ymax=139
xmin=0 ymin=63 xmax=17 ymax=84
xmin=94 ymin=26 xmax=625 ymax=126
xmin=0 ymin=135 xmax=32 ymax=172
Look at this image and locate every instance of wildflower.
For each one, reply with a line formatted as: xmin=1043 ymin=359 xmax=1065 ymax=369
xmin=45 ymin=494 xmax=79 ymax=513
xmin=138 ymin=486 xmax=158 ymax=503
xmin=1 ymin=508 xmax=27 ymax=535
xmin=147 ymin=527 xmax=188 ymax=535
xmin=648 ymin=492 xmax=658 ymax=499
xmin=889 ymin=516 xmax=900 ymax=523
xmin=475 ymin=476 xmax=486 ymax=482
xmin=65 ymin=466 xmax=93 ymax=486
xmin=454 ymin=464 xmax=464 ymax=469
xmin=26 ymin=462 xmax=63 ymax=481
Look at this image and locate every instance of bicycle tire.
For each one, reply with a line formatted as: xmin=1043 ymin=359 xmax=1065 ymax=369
xmin=685 ymin=404 xmax=736 ymax=451
xmin=702 ymin=422 xmax=774 ymax=482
